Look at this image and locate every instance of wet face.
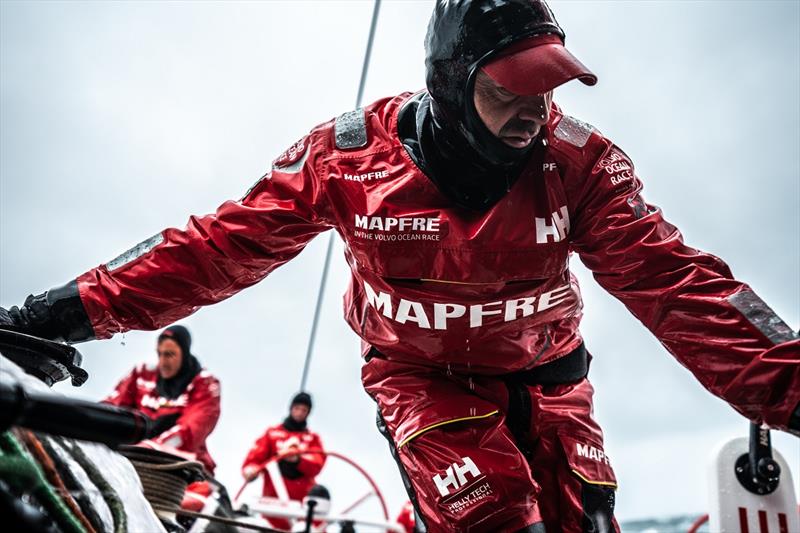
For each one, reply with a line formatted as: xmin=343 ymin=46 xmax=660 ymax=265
xmin=157 ymin=338 xmax=183 ymax=379
xmin=290 ymin=404 xmax=310 ymax=424
xmin=473 ymin=69 xmax=553 ymax=149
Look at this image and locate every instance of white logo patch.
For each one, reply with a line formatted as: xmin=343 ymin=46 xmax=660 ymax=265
xmin=599 ymin=149 xmax=633 ymax=186
xmin=535 ymin=205 xmax=570 ymax=243
xmin=576 ymin=442 xmax=611 ymax=465
xmin=433 ymin=456 xmax=481 ymax=497
xmin=364 ymin=281 xmax=573 ymax=330
xmin=344 ymin=170 xmax=390 ymax=182
xmin=353 ymin=214 xmax=442 ymax=242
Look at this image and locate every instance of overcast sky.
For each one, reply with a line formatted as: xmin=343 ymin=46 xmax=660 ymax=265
xmin=1 ymin=0 xmax=798 ymax=526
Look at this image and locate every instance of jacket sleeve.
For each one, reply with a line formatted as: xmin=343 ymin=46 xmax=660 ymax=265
xmin=153 ymin=373 xmax=221 ymax=453
xmin=569 ymin=137 xmax=800 ymax=432
xmin=75 ymin=133 xmax=332 ymax=339
xmin=297 ymin=432 xmax=325 ymax=478
xmin=242 ymin=430 xmax=274 ymax=471
xmin=102 ymin=366 xmax=140 ymax=408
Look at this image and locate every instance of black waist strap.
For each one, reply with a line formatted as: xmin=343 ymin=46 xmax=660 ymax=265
xmin=507 ymin=343 xmax=589 ymax=386
xmin=365 ymin=343 xmax=589 ymax=385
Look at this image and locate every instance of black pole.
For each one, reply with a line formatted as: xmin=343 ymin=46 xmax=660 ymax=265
xmin=303 ymin=499 xmax=317 ymax=533
xmin=734 ymin=422 xmax=781 ymax=495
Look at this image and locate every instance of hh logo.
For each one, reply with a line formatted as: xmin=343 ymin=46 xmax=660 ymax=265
xmin=535 ymin=206 xmax=570 ymax=244
xmin=433 ymin=457 xmax=481 ymax=497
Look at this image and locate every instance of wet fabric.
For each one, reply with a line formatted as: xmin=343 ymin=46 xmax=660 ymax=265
xmin=363 ymin=353 xmax=619 ymax=533
xmin=72 ymin=91 xmax=800 ymax=435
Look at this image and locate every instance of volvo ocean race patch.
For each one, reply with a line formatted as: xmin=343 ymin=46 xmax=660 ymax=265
xmin=242 ymin=136 xmax=309 ymax=201
xmin=272 ymin=136 xmax=309 ymax=173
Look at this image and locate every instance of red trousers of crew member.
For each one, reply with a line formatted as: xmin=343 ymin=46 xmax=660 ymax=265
xmin=363 ymin=346 xmax=619 ymax=533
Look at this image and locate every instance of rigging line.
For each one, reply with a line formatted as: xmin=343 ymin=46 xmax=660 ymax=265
xmin=300 ymin=0 xmax=382 ymax=392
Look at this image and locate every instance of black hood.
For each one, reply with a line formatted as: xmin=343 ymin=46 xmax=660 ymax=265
xmin=425 ymin=0 xmax=564 ymax=166
xmin=399 ymin=0 xmax=563 ymax=211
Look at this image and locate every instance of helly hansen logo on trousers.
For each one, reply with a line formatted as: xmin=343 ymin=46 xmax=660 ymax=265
xmin=433 ymin=457 xmax=481 ymax=497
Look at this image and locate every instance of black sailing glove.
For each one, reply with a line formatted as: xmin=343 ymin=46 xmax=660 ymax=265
xmin=146 ymin=412 xmax=182 ymax=439
xmin=0 ymin=281 xmax=94 ymax=343
xmin=0 ymin=307 xmax=15 ymax=329
xmin=5 ymin=293 xmax=59 ymax=339
xmin=278 ymin=459 xmax=304 ymax=480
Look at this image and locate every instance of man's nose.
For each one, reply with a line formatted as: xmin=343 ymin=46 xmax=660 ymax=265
xmin=517 ymin=95 xmax=550 ymax=125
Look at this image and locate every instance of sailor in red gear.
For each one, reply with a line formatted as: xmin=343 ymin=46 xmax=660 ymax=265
xmin=241 ymin=392 xmax=325 ymax=530
xmin=104 ymin=325 xmax=221 ymax=473
xmin=396 ymin=501 xmax=417 ymax=533
xmin=103 ymin=325 xmax=221 ymax=511
xmin=3 ymin=1 xmax=799 ymax=532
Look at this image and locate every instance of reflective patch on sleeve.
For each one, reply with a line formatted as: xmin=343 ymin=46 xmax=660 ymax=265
xmin=554 ymin=115 xmax=594 ymax=148
xmin=335 ymin=108 xmax=368 ymax=149
xmin=728 ymin=289 xmax=799 ymax=344
xmin=106 ymin=233 xmax=164 ymax=272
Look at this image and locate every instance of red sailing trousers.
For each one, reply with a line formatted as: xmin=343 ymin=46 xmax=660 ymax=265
xmin=364 ymin=347 xmax=618 ymax=533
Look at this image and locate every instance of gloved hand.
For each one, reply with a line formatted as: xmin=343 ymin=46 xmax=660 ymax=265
xmin=0 ymin=307 xmax=15 ymax=329
xmin=3 ymin=293 xmax=58 ymax=339
xmin=0 ymin=281 xmax=94 ymax=342
xmin=278 ymin=458 xmax=303 ymax=479
xmin=147 ymin=412 xmax=181 ymax=439
xmin=242 ymin=464 xmax=262 ymax=482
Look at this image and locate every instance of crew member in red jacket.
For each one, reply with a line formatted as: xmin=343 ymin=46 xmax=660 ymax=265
xmin=104 ymin=325 xmax=221 ymax=510
xmin=396 ymin=501 xmax=417 ymax=533
xmin=242 ymin=393 xmax=325 ymax=530
xmin=2 ymin=1 xmax=798 ymax=532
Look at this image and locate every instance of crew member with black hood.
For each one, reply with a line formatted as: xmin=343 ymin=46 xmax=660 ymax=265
xmin=3 ymin=1 xmax=799 ymax=532
xmin=242 ymin=392 xmax=325 ymax=531
xmin=103 ymin=325 xmax=221 ymax=476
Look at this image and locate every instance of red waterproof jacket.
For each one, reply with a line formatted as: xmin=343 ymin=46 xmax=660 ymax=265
xmin=242 ymin=423 xmax=325 ymax=501
xmin=78 ymin=93 xmax=799 ymax=431
xmin=104 ymin=364 xmax=221 ymax=472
